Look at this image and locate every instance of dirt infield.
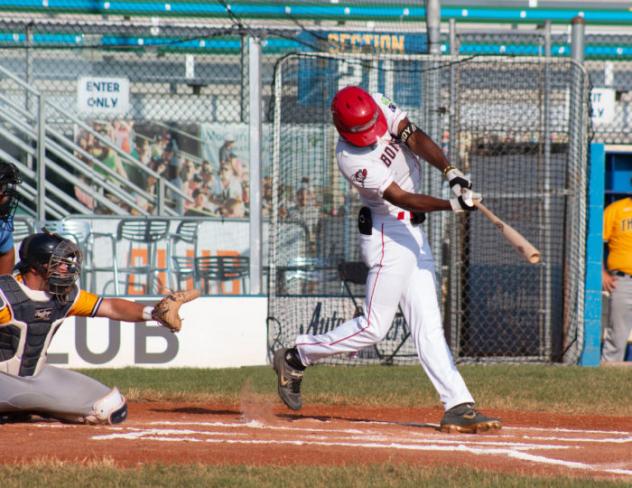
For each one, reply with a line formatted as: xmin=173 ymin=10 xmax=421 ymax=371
xmin=1 ymin=401 xmax=632 ymax=480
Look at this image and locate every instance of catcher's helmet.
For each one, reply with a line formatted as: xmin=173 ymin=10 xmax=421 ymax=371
xmin=331 ymin=86 xmax=387 ymax=147
xmin=0 ymin=163 xmax=21 ymax=228
xmin=17 ymin=232 xmax=82 ymax=302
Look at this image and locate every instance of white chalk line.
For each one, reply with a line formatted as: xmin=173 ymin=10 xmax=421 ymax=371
xmin=148 ymin=420 xmax=632 ymax=444
xmin=31 ymin=419 xmax=632 ymax=476
xmin=96 ymin=426 xmax=570 ymax=451
xmin=522 ymin=434 xmax=632 ymax=444
xmin=90 ymin=430 xmax=632 ymax=477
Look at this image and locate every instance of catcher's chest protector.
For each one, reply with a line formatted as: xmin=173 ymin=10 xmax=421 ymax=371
xmin=0 ymin=275 xmax=76 ymax=377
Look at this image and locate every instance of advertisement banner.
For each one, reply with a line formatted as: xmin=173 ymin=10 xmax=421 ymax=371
xmin=47 ymin=297 xmax=268 ymax=368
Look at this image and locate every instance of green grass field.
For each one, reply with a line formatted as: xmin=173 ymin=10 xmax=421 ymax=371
xmin=82 ymin=363 xmax=632 ymax=415
xmin=2 ymin=463 xmax=630 ymax=488
xmin=6 ymin=363 xmax=632 ymax=487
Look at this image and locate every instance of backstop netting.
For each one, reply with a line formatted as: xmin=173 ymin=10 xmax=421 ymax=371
xmin=267 ymin=53 xmax=589 ymax=365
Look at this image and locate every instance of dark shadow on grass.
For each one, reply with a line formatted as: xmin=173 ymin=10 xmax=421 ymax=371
xmin=275 ymin=412 xmax=438 ymax=431
xmin=150 ymin=407 xmax=241 ymax=416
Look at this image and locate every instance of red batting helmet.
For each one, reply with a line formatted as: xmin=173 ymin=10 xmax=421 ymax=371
xmin=331 ymin=86 xmax=387 ymax=147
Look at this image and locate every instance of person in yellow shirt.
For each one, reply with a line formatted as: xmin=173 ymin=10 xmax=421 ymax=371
xmin=0 ymin=232 xmax=192 ymax=424
xmin=602 ymin=196 xmax=632 ymax=362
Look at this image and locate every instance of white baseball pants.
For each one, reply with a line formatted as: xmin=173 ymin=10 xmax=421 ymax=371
xmin=295 ymin=212 xmax=475 ymax=410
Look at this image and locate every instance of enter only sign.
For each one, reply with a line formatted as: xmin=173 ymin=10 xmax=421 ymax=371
xmin=77 ymin=76 xmax=130 ymax=115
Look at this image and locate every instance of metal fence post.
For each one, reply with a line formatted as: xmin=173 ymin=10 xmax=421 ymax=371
xmin=571 ymin=16 xmax=585 ymax=63
xmin=446 ymin=18 xmax=460 ymax=352
xmin=425 ymin=0 xmax=444 ymax=279
xmin=26 ymin=23 xmax=34 ymax=171
xmin=248 ymin=35 xmax=262 ymax=295
xmin=36 ymin=95 xmax=46 ymax=223
xmin=541 ymin=19 xmax=553 ymax=359
xmin=564 ymin=16 xmax=588 ymax=362
xmin=448 ymin=18 xmax=459 ymax=168
xmin=426 ymin=0 xmax=441 ymax=56
xmin=241 ymin=34 xmax=248 ymax=123
xmin=157 ymin=178 xmax=165 ymax=216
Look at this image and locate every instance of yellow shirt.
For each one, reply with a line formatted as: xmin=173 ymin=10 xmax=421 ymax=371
xmin=604 ymin=197 xmax=632 ymax=275
xmin=0 ymin=276 xmax=101 ymax=324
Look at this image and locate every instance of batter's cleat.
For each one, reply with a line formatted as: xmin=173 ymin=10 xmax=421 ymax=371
xmin=273 ymin=348 xmax=304 ymax=411
xmin=440 ymin=403 xmax=502 ymax=434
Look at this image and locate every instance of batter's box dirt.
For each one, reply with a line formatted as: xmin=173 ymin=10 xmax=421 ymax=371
xmin=1 ymin=402 xmax=631 ymax=480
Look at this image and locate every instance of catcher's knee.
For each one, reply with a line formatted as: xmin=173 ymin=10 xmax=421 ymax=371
xmin=86 ymin=387 xmax=128 ymax=425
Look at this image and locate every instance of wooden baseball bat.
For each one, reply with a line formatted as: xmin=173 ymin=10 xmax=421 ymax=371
xmin=474 ymin=201 xmax=541 ymax=264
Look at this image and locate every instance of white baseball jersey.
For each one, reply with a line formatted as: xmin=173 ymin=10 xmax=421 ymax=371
xmin=336 ymin=93 xmax=421 ymax=216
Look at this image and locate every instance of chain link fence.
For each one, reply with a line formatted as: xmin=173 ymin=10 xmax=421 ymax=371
xmin=0 ymin=18 xmax=279 ymax=219
xmin=0 ymin=10 xmax=606 ymax=360
xmin=454 ymin=27 xmax=632 ymax=145
xmin=267 ymin=53 xmax=589 ymax=364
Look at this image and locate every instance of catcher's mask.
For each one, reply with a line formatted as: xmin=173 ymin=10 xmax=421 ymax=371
xmin=17 ymin=232 xmax=82 ymax=302
xmin=0 ymin=163 xmax=21 ymax=230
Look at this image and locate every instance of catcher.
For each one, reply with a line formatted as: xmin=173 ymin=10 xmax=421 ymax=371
xmin=0 ymin=231 xmax=199 ymax=425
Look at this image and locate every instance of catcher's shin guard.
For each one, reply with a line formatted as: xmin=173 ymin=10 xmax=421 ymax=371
xmin=440 ymin=403 xmax=501 ymax=434
xmin=85 ymin=387 xmax=128 ymax=425
xmin=273 ymin=348 xmax=304 ymax=411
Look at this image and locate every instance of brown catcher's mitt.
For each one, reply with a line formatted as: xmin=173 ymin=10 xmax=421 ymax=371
xmin=151 ymin=289 xmax=201 ymax=332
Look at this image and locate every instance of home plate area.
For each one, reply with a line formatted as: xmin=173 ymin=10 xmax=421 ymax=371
xmin=3 ymin=403 xmax=632 ymax=480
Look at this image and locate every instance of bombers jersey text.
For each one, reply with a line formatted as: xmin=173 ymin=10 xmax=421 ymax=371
xmin=336 ymin=93 xmax=422 ymax=216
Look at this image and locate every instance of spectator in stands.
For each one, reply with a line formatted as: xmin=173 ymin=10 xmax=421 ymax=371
xmin=241 ymin=179 xmax=250 ymax=211
xmin=74 ymin=174 xmax=96 ymax=212
xmin=218 ymin=166 xmax=243 ymax=204
xmin=179 ymin=159 xmax=194 ymax=187
xmin=152 ymin=158 xmax=168 ymax=179
xmin=601 ymin=196 xmax=632 ymax=363
xmin=322 ymin=189 xmax=346 ymax=217
xmin=111 ymin=119 xmax=133 ymax=154
xmin=166 ymin=159 xmax=184 ymax=215
xmin=185 ymin=188 xmax=218 ymax=217
xmin=220 ymin=198 xmax=246 ymax=219
xmin=286 ymin=182 xmax=321 ymax=254
xmin=141 ymin=173 xmax=158 ymax=214
xmin=187 ymin=173 xmax=202 ymax=200
xmin=225 ymin=152 xmax=244 ymax=180
xmin=262 ymin=176 xmax=273 ymax=219
xmin=200 ymin=168 xmax=221 ymax=201
xmin=135 ymin=139 xmax=151 ymax=166
xmin=94 ymin=145 xmax=128 ymax=182
xmin=218 ymin=137 xmax=235 ymax=168
xmin=123 ymin=140 xmax=146 ymax=191
xmin=201 ymin=160 xmax=213 ymax=175
xmin=277 ymin=183 xmax=292 ymax=220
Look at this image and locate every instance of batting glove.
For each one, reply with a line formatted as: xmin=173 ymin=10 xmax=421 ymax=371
xmin=450 ymin=192 xmax=482 ymax=213
xmin=444 ymin=166 xmax=472 ymax=199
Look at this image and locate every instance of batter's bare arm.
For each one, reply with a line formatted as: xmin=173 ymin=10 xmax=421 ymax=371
xmin=397 ymin=118 xmax=450 ymax=173
xmin=396 ymin=117 xmax=475 ymax=207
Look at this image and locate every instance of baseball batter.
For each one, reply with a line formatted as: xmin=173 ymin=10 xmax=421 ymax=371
xmin=0 ymin=232 xmax=197 ymax=424
xmin=274 ymin=85 xmax=501 ymax=434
